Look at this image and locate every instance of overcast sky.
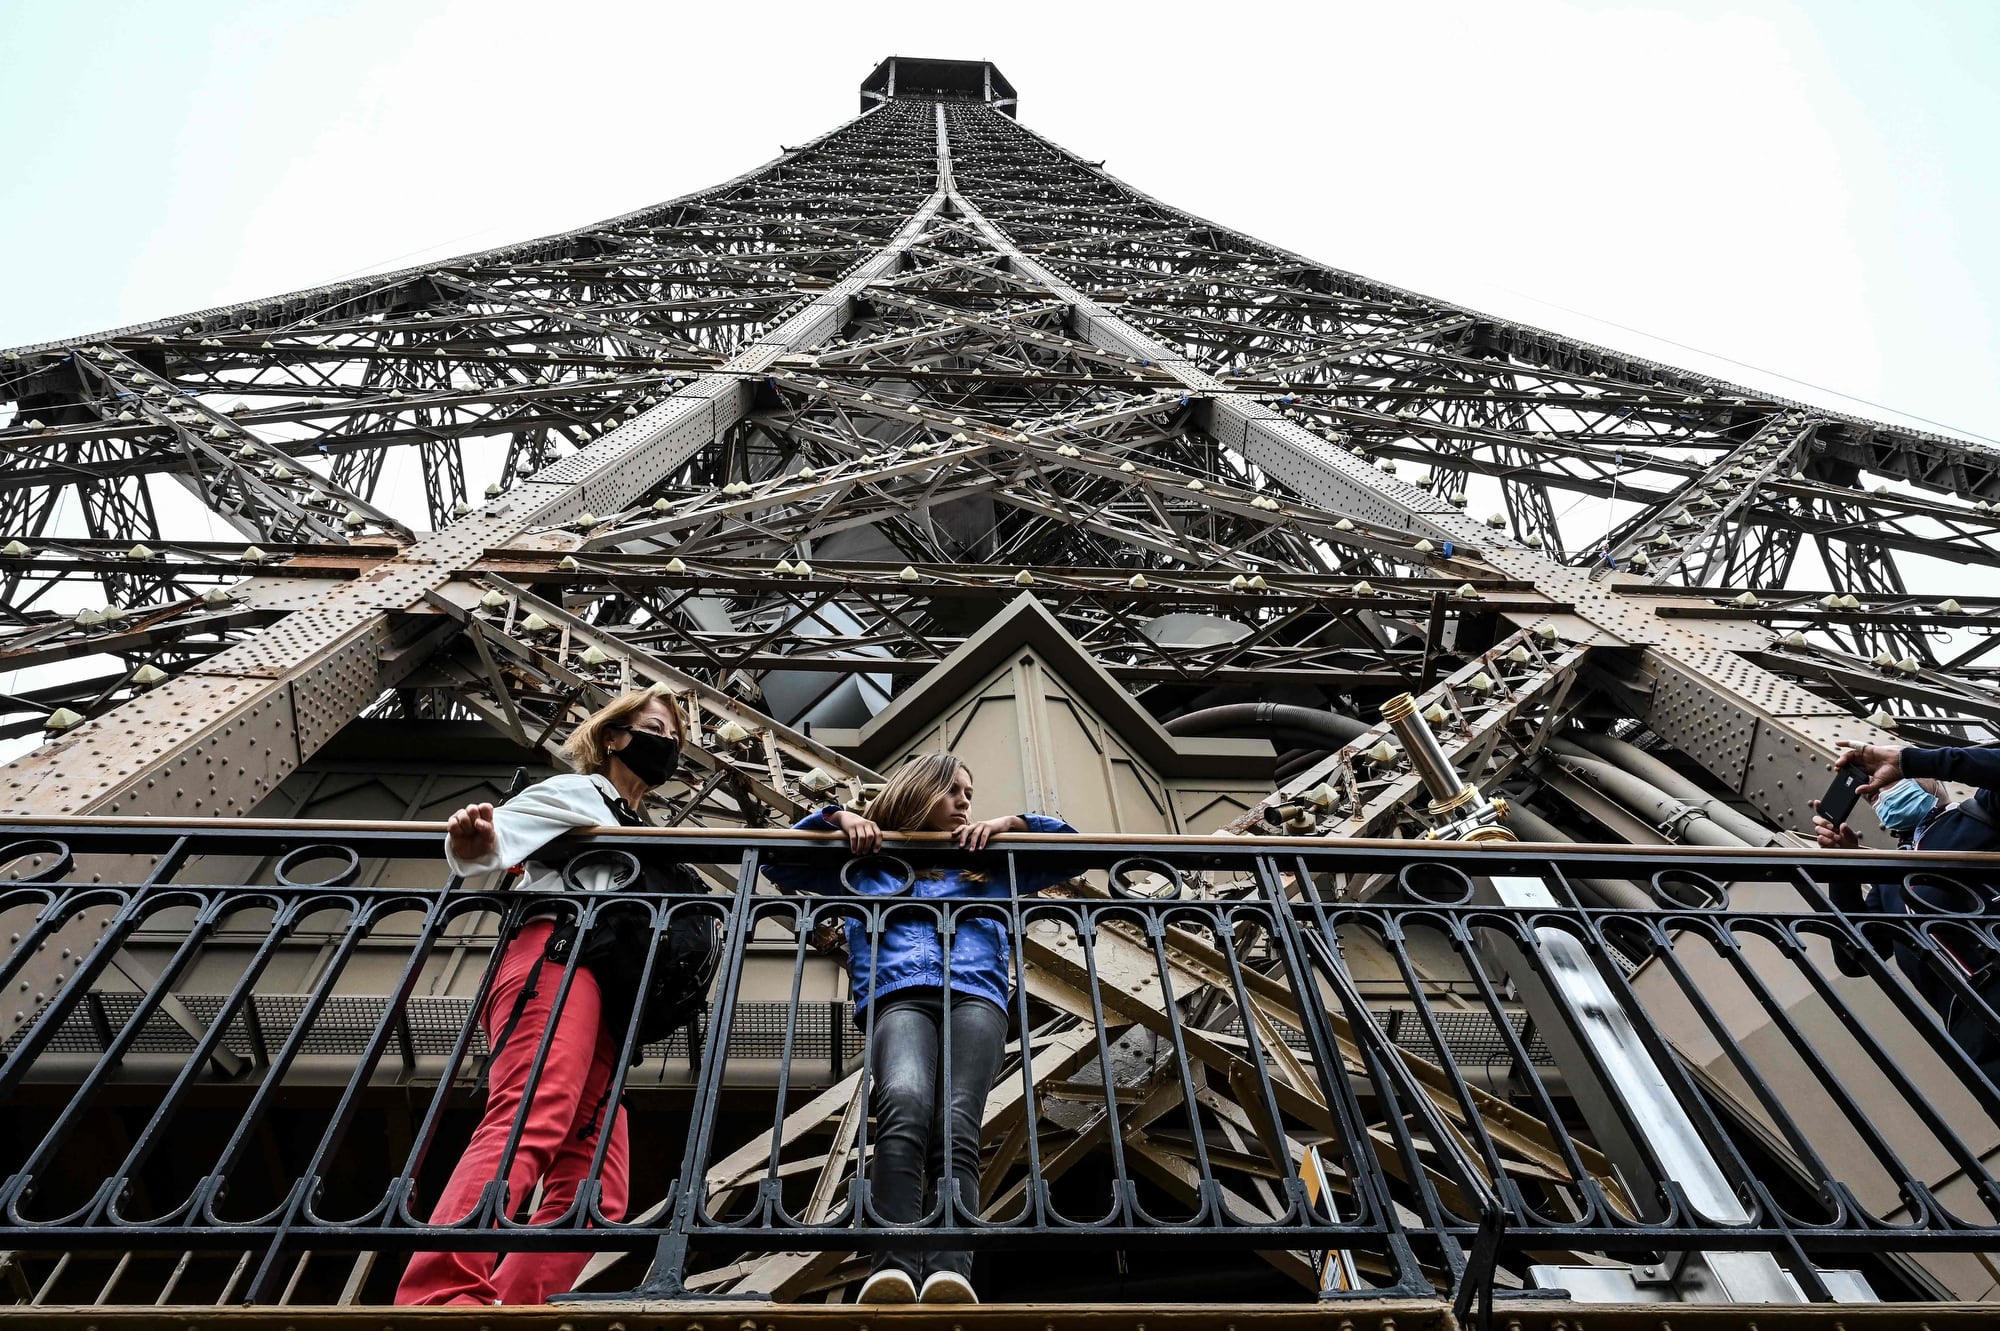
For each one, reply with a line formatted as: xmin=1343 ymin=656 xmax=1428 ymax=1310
xmin=2 ymin=0 xmax=1995 ymax=452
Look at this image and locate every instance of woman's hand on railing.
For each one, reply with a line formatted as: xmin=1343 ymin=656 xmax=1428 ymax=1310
xmin=445 ymin=802 xmax=500 ymax=864
xmin=954 ymin=814 xmax=1025 ymax=852
xmin=826 ymin=809 xmax=882 ymax=855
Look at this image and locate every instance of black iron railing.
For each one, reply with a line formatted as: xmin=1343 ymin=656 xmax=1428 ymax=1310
xmin=2 ymin=820 xmax=1999 ymax=1307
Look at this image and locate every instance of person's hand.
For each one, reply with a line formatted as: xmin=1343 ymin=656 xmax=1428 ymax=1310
xmin=808 ymin=917 xmax=849 ymax=956
xmin=954 ymin=815 xmax=1023 ymax=852
xmin=446 ymin=802 xmax=498 ymax=863
xmin=1810 ymin=805 xmax=1861 ymax=850
xmin=1836 ymin=742 xmax=1905 ymax=798
xmin=828 ymin=809 xmax=882 ymax=855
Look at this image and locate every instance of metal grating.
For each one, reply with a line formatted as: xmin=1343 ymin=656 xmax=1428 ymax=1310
xmin=1217 ymin=1005 xmax=1555 ymax=1068
xmin=9 ymin=991 xmax=861 ymax=1065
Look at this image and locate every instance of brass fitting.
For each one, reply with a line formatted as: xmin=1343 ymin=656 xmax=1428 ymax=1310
xmin=1428 ymin=785 xmax=1480 ymax=816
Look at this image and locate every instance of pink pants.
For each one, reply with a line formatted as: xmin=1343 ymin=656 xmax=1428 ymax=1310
xmin=396 ymin=920 xmax=631 ymax=1306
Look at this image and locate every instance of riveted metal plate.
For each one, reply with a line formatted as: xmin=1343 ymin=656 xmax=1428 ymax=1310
xmin=494 ymin=530 xmax=575 ymax=553
xmin=399 ymin=512 xmax=529 ymax=566
xmin=1238 ymin=416 xmax=1448 ymax=530
xmin=1783 ymin=712 xmax=1898 ymax=750
xmin=94 ymin=686 xmax=300 ymax=816
xmin=491 ymin=481 xmax=570 ymax=529
xmin=1738 ymin=720 xmax=1829 ymax=827
xmin=526 ymin=393 xmax=743 ymax=521
xmin=342 ymin=561 xmax=455 ymax=612
xmin=1668 ymin=647 xmax=1850 ymax=719
xmin=235 ymin=576 xmax=351 ymax=610
xmin=675 ymin=376 xmax=742 ymax=402
xmin=0 ymin=672 xmax=284 ymax=815
xmin=426 ymin=580 xmax=491 ymax=609
xmin=186 ymin=605 xmax=377 ymax=678
xmin=288 ymin=620 xmax=391 ymax=757
xmin=1647 ymin=660 xmax=1758 ymax=789
xmin=1518 ymin=611 xmax=1624 ymax=649
xmin=1676 ymin=617 xmax=1778 ymax=651
xmin=1244 ymin=410 xmax=1453 ymax=513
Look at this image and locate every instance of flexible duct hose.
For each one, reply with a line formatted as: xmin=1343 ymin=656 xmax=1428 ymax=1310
xmin=1562 ymin=731 xmax=1787 ymax=847
xmin=1499 ymin=802 xmax=1659 ymax=910
xmin=1546 ymin=745 xmax=1750 ymax=849
xmin=1164 ymin=702 xmax=1370 ymax=751
xmin=1275 ymin=747 xmax=1335 ymax=785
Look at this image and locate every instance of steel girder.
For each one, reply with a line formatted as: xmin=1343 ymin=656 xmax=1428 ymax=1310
xmin=0 ymin=98 xmax=949 ymax=815
xmin=468 ymin=551 xmax=1552 ymax=695
xmin=932 ymin=100 xmax=1998 ymax=826
xmin=0 ymin=76 xmax=1995 ymax=846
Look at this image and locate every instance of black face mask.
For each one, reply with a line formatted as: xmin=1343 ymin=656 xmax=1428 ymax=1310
xmin=611 ymin=726 xmax=680 ymax=786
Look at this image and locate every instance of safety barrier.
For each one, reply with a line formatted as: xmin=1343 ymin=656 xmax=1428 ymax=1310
xmin=2 ymin=821 xmax=1997 ymax=1308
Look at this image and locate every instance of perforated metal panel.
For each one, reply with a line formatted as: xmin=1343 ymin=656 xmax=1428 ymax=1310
xmin=10 ymin=993 xmax=860 ymax=1068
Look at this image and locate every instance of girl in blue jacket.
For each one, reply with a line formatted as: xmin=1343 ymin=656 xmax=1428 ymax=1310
xmin=765 ymin=752 xmax=1076 ymax=1305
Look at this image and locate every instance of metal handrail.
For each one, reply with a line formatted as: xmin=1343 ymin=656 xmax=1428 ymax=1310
xmin=1 ymin=821 xmax=1996 ymax=1306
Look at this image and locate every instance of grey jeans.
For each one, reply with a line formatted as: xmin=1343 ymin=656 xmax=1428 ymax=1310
xmin=864 ymin=986 xmax=1009 ymax=1281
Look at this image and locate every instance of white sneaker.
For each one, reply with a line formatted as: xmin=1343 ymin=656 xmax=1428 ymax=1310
xmin=920 ymin=1270 xmax=977 ymax=1303
xmin=858 ymin=1269 xmax=917 ymax=1303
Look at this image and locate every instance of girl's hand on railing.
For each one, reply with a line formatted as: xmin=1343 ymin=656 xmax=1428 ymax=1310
xmin=446 ymin=801 xmax=499 ymax=863
xmin=954 ymin=814 xmax=1025 ymax=852
xmin=827 ymin=809 xmax=882 ymax=855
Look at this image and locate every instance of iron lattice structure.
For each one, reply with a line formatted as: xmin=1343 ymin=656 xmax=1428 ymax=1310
xmin=5 ymin=60 xmax=1997 ymax=838
xmin=4 ymin=59 xmax=1997 ymax=834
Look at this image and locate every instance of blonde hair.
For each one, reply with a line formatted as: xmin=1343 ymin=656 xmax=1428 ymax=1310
xmin=564 ymin=686 xmax=689 ymax=774
xmin=867 ymin=752 xmax=971 ymax=833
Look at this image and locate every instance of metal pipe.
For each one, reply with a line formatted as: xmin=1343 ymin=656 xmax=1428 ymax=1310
xmin=1564 ymin=731 xmax=1787 ymax=848
xmin=1380 ymin=693 xmax=1491 ymax=821
xmin=1499 ymin=802 xmax=1657 ymax=911
xmin=1164 ymin=702 xmax=1369 ymax=750
xmin=1547 ymin=746 xmax=1749 ymax=849
xmin=1374 ymin=694 xmax=1768 ymax=1254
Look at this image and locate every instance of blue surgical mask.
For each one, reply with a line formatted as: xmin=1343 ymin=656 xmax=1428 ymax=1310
xmin=1876 ymin=779 xmax=1939 ymax=833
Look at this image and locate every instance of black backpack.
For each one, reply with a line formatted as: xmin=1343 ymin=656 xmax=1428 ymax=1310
xmin=487 ymin=775 xmax=720 ymax=1070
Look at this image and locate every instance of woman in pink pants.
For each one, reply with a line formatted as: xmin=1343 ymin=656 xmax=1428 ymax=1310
xmin=396 ymin=687 xmax=706 ymax=1306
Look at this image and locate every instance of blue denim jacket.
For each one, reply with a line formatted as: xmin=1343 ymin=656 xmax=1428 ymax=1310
xmin=763 ymin=808 xmax=1078 ymax=1016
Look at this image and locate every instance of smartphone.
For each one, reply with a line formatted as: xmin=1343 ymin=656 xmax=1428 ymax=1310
xmin=1818 ymin=765 xmax=1868 ymax=826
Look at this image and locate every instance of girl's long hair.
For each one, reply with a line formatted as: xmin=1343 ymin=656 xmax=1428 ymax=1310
xmin=867 ymin=752 xmax=970 ymax=833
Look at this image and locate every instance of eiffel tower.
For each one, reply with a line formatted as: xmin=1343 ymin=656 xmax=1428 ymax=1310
xmin=4 ymin=55 xmax=1999 ymax=1314
xmin=6 ymin=56 xmax=1992 ymax=831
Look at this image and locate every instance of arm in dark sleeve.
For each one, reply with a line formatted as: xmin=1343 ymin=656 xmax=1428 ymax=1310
xmin=760 ymin=806 xmax=845 ymax=895
xmin=1901 ymin=746 xmax=2000 ymax=792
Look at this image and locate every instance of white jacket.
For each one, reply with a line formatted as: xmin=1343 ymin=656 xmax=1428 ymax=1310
xmin=448 ymin=772 xmax=644 ymax=900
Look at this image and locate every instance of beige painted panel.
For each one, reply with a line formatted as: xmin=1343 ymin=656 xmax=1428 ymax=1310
xmin=1172 ymin=781 xmax=1269 ymax=833
xmin=1111 ymin=756 xmax=1176 ymax=834
xmin=879 ymin=644 xmax=1273 ymax=836
xmin=1633 ymin=934 xmax=2000 ymax=1300
xmin=889 ymin=656 xmax=1035 ymax=820
xmin=1039 ymin=692 xmax=1118 ymax=829
xmin=947 ymin=692 xmax=1034 ymax=820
